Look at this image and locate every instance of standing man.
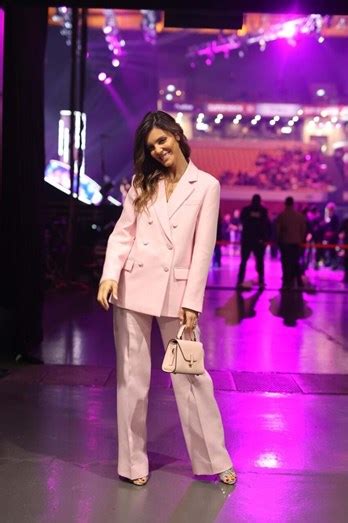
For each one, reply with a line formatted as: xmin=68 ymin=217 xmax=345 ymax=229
xmin=236 ymin=194 xmax=271 ymax=289
xmin=276 ymin=196 xmax=307 ymax=289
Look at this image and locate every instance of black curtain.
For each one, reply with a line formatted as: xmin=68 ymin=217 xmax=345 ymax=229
xmin=0 ymin=6 xmax=47 ymax=358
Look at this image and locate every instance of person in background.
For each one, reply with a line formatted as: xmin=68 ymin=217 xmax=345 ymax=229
xmin=305 ymin=205 xmax=322 ymax=269
xmin=276 ymin=196 xmax=307 ymax=289
xmin=322 ymin=202 xmax=340 ymax=268
xmin=221 ymin=212 xmax=232 ymax=256
xmin=213 ymin=211 xmax=224 ymax=268
xmin=230 ymin=209 xmax=241 ymax=255
xmin=236 ymin=194 xmax=271 ymax=289
xmin=339 ymin=217 xmax=348 ymax=283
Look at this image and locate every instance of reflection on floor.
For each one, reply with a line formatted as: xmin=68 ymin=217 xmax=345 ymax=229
xmin=1 ymin=253 xmax=348 ymax=522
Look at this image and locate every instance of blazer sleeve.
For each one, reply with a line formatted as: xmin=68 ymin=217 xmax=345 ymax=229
xmin=181 ymin=179 xmax=220 ymax=313
xmin=99 ymin=181 xmax=137 ymax=284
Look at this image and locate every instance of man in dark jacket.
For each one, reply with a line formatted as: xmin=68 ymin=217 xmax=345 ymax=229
xmin=236 ymin=194 xmax=271 ymax=289
xmin=276 ymin=196 xmax=307 ymax=289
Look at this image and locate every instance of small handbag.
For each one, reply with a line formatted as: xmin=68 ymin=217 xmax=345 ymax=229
xmin=162 ymin=325 xmax=205 ymax=375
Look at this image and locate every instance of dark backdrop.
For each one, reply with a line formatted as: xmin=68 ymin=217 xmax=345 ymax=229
xmin=0 ymin=6 xmax=47 ymax=358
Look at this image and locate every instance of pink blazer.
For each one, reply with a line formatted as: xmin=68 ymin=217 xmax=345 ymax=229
xmin=100 ymin=160 xmax=220 ymax=317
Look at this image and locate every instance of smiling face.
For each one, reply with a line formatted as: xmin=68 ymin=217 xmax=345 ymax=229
xmin=146 ymin=127 xmax=182 ymax=170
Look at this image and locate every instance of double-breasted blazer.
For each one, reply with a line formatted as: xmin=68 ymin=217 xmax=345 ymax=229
xmin=100 ymin=160 xmax=220 ymax=317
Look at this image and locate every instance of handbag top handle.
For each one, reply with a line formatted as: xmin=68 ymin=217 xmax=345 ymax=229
xmin=177 ymin=324 xmax=197 ymax=341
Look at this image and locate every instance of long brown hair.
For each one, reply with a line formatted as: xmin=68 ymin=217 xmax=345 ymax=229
xmin=132 ymin=111 xmax=191 ymax=213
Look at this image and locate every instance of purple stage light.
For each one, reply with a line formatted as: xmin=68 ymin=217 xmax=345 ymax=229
xmin=281 ymin=22 xmax=297 ymax=39
xmin=205 ymin=57 xmax=213 ymax=66
xmin=98 ymin=72 xmax=107 ymax=82
xmin=112 ymin=58 xmax=120 ymax=68
xmin=316 ymin=88 xmax=326 ymax=97
xmin=120 ymin=39 xmax=126 ymax=47
xmin=104 ymin=77 xmax=112 ymax=85
xmin=113 ymin=48 xmax=119 ymax=55
xmin=103 ymin=26 xmax=112 ymax=35
xmin=165 ymin=93 xmax=173 ymax=101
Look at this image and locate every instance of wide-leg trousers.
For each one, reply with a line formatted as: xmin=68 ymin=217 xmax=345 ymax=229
xmin=113 ymin=306 xmax=233 ymax=480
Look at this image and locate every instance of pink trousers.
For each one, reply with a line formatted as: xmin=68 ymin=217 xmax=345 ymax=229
xmin=113 ymin=306 xmax=233 ymax=480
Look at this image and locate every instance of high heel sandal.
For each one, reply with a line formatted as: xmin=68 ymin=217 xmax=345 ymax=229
xmin=219 ymin=468 xmax=237 ymax=485
xmin=130 ymin=475 xmax=149 ymax=486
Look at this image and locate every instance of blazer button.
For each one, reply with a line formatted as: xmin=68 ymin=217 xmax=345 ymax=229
xmin=148 ymin=219 xmax=153 ymax=225
xmin=163 ymin=266 xmax=169 ymax=272
xmin=138 ymin=262 xmax=144 ymax=267
xmin=167 ymin=245 xmax=173 ymax=250
xmin=172 ymin=224 xmax=178 ymax=228
xmin=143 ymin=241 xmax=149 ymax=246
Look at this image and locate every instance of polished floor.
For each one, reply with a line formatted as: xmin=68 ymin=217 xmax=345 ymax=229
xmin=1 ymin=251 xmax=348 ymax=523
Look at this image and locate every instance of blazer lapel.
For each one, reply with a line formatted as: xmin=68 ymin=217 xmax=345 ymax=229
xmin=152 ymin=178 xmax=172 ymax=243
xmin=167 ymin=160 xmax=198 ymax=219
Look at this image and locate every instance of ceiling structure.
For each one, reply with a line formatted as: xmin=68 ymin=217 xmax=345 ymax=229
xmin=48 ymin=9 xmax=348 ymax=38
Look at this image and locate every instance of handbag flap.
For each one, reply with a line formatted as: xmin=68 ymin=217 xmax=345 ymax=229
xmin=176 ymin=339 xmax=203 ymax=363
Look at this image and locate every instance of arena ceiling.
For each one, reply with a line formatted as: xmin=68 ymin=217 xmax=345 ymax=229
xmin=48 ymin=9 xmax=348 ymax=38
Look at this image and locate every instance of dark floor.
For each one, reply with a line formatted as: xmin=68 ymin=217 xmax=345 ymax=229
xmin=1 ymin=252 xmax=348 ymax=522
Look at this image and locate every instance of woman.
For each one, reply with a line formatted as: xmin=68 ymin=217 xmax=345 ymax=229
xmin=97 ymin=111 xmax=236 ymax=486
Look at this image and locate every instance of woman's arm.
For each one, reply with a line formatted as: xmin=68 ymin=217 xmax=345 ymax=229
xmin=100 ymin=181 xmax=137 ymax=284
xmin=181 ymin=179 xmax=220 ymax=313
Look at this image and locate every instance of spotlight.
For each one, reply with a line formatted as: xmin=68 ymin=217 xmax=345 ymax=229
xmin=175 ymin=90 xmax=182 ymax=96
xmin=259 ymin=39 xmax=266 ymax=52
xmin=112 ymin=58 xmax=120 ymax=68
xmin=292 ymin=115 xmax=299 ymax=122
xmin=120 ymin=39 xmax=126 ymax=47
xmin=205 ymin=57 xmax=213 ymax=66
xmin=297 ymin=109 xmax=304 ymax=116
xmin=98 ymin=72 xmax=107 ymax=82
xmin=316 ymin=88 xmax=326 ymax=97
xmin=104 ymin=77 xmax=112 ymax=85
xmin=175 ymin=113 xmax=183 ymax=123
xmin=165 ymin=93 xmax=173 ymax=101
xmin=167 ymin=84 xmax=175 ymax=92
xmin=273 ymin=115 xmax=280 ymax=121
xmin=103 ymin=25 xmax=112 ymax=34
xmin=318 ymin=36 xmax=325 ymax=43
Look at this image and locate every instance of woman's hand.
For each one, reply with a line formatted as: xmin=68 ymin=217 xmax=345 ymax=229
xmin=179 ymin=307 xmax=199 ymax=332
xmin=97 ymin=280 xmax=118 ymax=311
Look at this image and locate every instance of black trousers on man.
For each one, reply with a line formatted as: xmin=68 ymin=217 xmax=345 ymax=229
xmin=237 ymin=241 xmax=265 ymax=285
xmin=279 ymin=243 xmax=302 ymax=288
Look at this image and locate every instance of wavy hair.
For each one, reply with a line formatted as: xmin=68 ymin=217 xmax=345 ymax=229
xmin=132 ymin=111 xmax=191 ymax=213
